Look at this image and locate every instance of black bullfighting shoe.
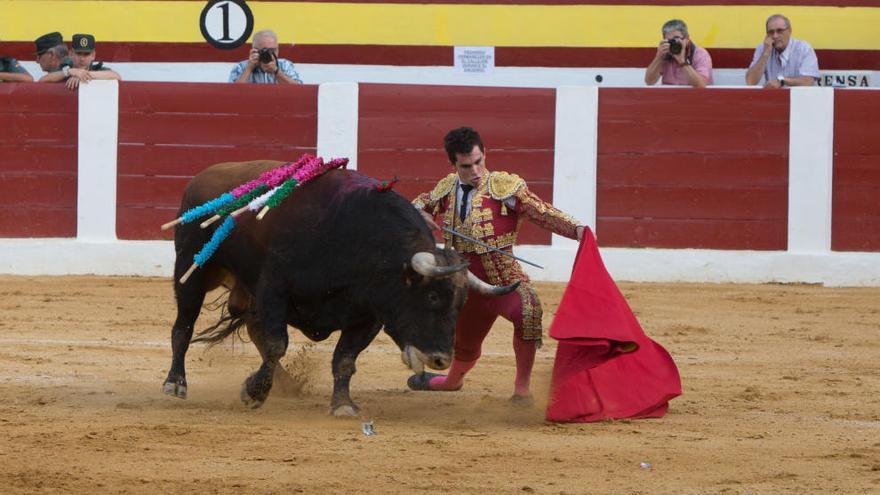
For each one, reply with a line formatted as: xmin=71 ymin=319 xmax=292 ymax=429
xmin=407 ymin=372 xmax=461 ymax=391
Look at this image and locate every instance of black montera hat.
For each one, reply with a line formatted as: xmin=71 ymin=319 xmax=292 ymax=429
xmin=72 ymin=34 xmax=96 ymax=53
xmin=35 ymin=31 xmax=63 ymax=55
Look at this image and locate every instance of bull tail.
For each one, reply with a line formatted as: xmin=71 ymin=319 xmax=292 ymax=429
xmin=192 ymin=313 xmax=248 ymax=347
xmin=192 ymin=291 xmax=249 ymax=347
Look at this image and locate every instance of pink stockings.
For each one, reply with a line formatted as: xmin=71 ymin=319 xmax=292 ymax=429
xmin=427 ymin=334 xmax=536 ymax=396
xmin=512 ymin=333 xmax=537 ymax=396
xmin=427 ymin=289 xmax=539 ymax=396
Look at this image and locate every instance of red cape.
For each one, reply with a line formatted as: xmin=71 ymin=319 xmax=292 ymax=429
xmin=545 ymin=229 xmax=682 ymax=422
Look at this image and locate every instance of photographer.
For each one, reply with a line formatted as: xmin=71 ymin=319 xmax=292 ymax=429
xmin=229 ymin=29 xmax=302 ymax=84
xmin=645 ymin=19 xmax=713 ymax=88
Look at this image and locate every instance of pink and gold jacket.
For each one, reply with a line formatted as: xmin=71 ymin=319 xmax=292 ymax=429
xmin=413 ymin=171 xmax=580 ymax=287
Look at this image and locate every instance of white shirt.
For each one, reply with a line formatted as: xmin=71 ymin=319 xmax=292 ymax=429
xmin=455 ymin=178 xmax=516 ymax=224
xmin=749 ymin=38 xmax=819 ymax=83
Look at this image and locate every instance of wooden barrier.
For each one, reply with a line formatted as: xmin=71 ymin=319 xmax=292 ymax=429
xmin=832 ymin=90 xmax=880 ymax=252
xmin=2 ymin=82 xmax=879 ymax=260
xmin=0 ymin=84 xmax=77 ymax=237
xmin=358 ymin=84 xmax=556 ymax=245
xmin=115 ymin=82 xmax=318 ymax=240
xmin=597 ymin=88 xmax=789 ymax=250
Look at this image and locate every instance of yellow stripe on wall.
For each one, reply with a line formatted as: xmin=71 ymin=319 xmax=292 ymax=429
xmin=3 ymin=1 xmax=878 ymax=50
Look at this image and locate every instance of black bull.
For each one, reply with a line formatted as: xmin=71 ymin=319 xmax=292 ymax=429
xmin=162 ymin=161 xmax=516 ymax=415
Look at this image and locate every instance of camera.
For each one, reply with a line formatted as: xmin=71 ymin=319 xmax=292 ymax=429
xmin=258 ymin=48 xmax=275 ymax=64
xmin=667 ymin=37 xmax=683 ymax=55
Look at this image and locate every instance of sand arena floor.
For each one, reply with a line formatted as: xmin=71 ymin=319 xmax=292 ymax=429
xmin=0 ymin=276 xmax=878 ymax=494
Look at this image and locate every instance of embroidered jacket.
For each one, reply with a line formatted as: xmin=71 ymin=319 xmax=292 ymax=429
xmin=413 ymin=171 xmax=580 ymax=286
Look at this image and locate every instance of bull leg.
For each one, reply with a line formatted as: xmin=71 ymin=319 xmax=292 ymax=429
xmin=330 ymin=322 xmax=382 ymax=417
xmin=240 ymin=281 xmax=289 ymax=409
xmin=163 ymin=266 xmax=208 ymax=399
xmin=243 ymin=317 xmax=300 ymax=395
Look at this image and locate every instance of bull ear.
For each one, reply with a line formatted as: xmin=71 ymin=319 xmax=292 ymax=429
xmin=403 ymin=263 xmax=413 ymax=286
xmin=402 ymin=262 xmax=424 ymax=287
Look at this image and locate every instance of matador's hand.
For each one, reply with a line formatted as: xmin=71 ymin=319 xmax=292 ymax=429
xmin=419 ymin=210 xmax=439 ymax=230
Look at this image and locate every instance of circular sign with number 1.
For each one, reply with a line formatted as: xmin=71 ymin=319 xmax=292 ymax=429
xmin=200 ymin=0 xmax=255 ymax=50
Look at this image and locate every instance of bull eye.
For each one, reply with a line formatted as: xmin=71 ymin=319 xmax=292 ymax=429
xmin=427 ymin=291 xmax=440 ymax=306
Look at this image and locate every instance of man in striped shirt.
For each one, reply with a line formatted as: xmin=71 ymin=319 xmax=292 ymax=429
xmin=746 ymin=14 xmax=819 ymax=88
xmin=229 ymin=29 xmax=303 ymax=85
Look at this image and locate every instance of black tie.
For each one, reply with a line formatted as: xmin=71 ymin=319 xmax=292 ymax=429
xmin=459 ymin=184 xmax=474 ymax=221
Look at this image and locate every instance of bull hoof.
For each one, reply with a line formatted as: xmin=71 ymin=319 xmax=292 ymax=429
xmin=163 ymin=379 xmax=187 ymax=399
xmin=331 ymin=405 xmax=359 ymax=417
xmin=240 ymin=381 xmax=265 ymax=409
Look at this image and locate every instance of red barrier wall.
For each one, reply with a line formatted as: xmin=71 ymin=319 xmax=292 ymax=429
xmin=832 ymin=90 xmax=880 ymax=252
xmin=0 ymin=84 xmax=77 ymax=238
xmin=597 ymin=88 xmax=789 ymax=250
xmin=358 ymin=84 xmax=556 ymax=245
xmin=116 ymin=82 xmax=318 ymax=240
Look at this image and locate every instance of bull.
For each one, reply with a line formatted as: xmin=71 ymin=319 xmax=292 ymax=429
xmin=162 ymin=160 xmax=516 ymax=416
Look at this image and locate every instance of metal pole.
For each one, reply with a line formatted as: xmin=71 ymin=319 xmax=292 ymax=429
xmin=440 ymin=226 xmax=544 ymax=269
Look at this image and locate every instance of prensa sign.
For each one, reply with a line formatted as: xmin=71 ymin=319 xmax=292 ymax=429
xmin=817 ymin=72 xmax=873 ymax=87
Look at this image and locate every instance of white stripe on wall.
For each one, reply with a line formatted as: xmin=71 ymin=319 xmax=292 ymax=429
xmin=788 ymin=87 xmax=834 ymax=253
xmin=76 ymin=80 xmax=119 ymax=241
xmin=317 ymin=82 xmax=359 ymax=170
xmin=552 ymin=85 xmax=598 ymax=251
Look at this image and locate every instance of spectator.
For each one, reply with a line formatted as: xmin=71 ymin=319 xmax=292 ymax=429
xmin=746 ymin=14 xmax=819 ymax=88
xmin=0 ymin=55 xmax=33 ymax=82
xmin=645 ymin=19 xmax=713 ymax=88
xmin=35 ymin=32 xmax=72 ymax=78
xmin=69 ymin=34 xmax=122 ymax=84
xmin=34 ymin=31 xmax=92 ymax=88
xmin=229 ymin=29 xmax=302 ymax=84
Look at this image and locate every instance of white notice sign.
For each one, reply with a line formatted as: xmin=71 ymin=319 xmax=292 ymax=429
xmin=454 ymin=47 xmax=495 ymax=74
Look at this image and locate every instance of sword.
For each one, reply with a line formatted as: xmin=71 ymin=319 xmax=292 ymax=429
xmin=440 ymin=226 xmax=544 ymax=269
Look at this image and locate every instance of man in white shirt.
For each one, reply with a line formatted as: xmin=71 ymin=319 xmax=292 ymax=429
xmin=746 ymin=14 xmax=819 ymax=88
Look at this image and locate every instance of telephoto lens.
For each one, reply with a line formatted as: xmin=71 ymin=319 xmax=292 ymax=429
xmin=668 ymin=38 xmax=683 ymax=55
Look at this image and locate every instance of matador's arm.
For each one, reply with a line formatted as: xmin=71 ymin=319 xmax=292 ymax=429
xmin=514 ymin=186 xmax=581 ymax=240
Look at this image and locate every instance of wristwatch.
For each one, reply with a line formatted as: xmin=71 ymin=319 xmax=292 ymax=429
xmin=62 ymin=65 xmax=70 ymax=77
xmin=777 ymin=75 xmax=786 ymax=87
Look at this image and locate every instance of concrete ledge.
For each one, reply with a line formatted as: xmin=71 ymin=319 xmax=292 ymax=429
xmin=0 ymin=239 xmax=174 ymax=277
xmin=516 ymin=245 xmax=880 ymax=287
xmin=3 ymin=239 xmax=878 ymax=287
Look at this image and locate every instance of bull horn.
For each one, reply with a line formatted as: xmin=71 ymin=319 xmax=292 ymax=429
xmin=411 ymin=252 xmax=468 ymax=278
xmin=468 ymin=272 xmax=521 ymax=296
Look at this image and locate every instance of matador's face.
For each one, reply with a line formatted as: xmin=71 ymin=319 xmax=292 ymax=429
xmin=452 ymin=145 xmax=486 ymax=188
